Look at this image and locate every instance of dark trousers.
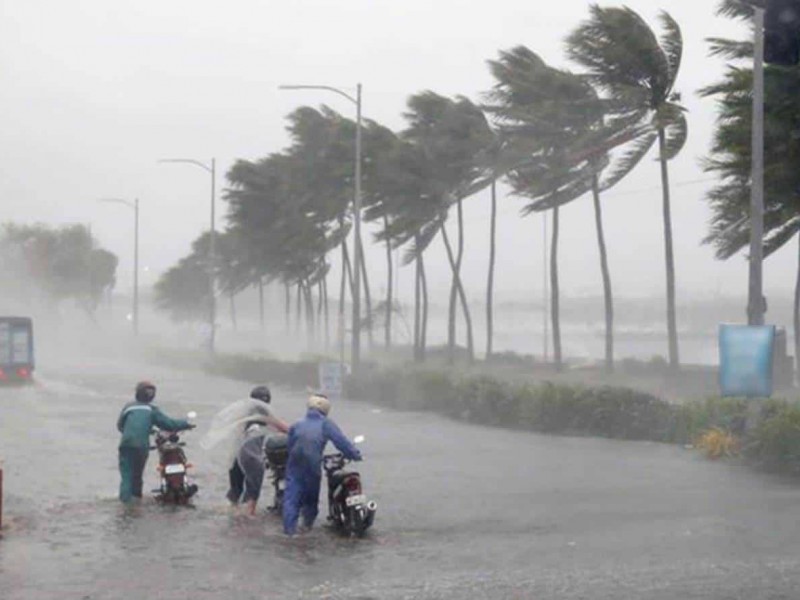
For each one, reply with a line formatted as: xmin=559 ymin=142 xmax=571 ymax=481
xmin=119 ymin=447 xmax=149 ymax=503
xmin=227 ymin=460 xmax=245 ymax=503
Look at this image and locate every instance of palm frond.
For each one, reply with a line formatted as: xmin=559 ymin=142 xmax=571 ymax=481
xmin=659 ymin=11 xmax=683 ymax=86
xmin=599 ymin=130 xmax=658 ymax=191
xmin=662 ymin=110 xmax=689 ymax=161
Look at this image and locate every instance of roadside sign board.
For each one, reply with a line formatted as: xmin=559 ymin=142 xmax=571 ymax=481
xmin=318 ymin=362 xmax=344 ymax=399
xmin=719 ymin=324 xmax=775 ymax=397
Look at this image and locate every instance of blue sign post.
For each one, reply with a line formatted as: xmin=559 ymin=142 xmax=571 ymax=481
xmin=318 ymin=362 xmax=344 ymax=400
xmin=719 ymin=324 xmax=776 ymax=398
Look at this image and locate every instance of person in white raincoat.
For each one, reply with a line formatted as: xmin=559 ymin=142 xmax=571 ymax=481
xmin=201 ymin=385 xmax=289 ymax=506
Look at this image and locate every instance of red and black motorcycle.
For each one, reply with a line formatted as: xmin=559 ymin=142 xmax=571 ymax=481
xmin=150 ymin=418 xmax=198 ymax=505
xmin=323 ymin=436 xmax=376 ymax=537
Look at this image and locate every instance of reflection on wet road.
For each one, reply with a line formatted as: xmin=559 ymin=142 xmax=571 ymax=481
xmin=3 ymin=354 xmax=800 ymax=599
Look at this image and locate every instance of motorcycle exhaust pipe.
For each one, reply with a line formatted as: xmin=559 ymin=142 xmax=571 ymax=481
xmin=366 ymin=500 xmax=377 ymax=513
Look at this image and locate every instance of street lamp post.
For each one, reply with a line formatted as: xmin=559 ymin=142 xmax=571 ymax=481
xmin=749 ymin=5 xmax=766 ymax=326
xmin=159 ymin=158 xmax=217 ymax=353
xmin=99 ymin=198 xmax=139 ymax=335
xmin=279 ymin=83 xmax=363 ymax=371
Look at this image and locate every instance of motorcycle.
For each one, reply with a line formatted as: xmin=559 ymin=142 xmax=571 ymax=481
xmin=323 ymin=435 xmax=377 ymax=537
xmin=263 ymin=433 xmax=289 ymax=513
xmin=151 ymin=412 xmax=199 ymax=505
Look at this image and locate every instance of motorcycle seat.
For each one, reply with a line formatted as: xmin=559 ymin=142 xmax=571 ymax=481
xmin=328 ymin=469 xmax=359 ymax=487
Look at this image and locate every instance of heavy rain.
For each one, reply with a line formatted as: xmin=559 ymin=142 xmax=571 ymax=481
xmin=2 ymin=1 xmax=800 ymax=598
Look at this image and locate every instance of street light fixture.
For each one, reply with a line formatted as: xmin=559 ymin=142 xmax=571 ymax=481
xmin=279 ymin=83 xmax=363 ymax=371
xmin=98 ymin=198 xmax=140 ymax=335
xmin=158 ymin=158 xmax=217 ymax=353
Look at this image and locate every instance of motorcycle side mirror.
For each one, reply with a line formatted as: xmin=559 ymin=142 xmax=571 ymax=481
xmin=353 ymin=435 xmax=365 ymax=444
xmin=187 ymin=411 xmax=197 ymax=420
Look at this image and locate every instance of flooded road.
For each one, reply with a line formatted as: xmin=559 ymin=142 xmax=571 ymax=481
xmin=3 ymin=353 xmax=800 ymax=598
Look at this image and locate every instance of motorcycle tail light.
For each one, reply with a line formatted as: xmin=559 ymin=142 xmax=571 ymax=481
xmin=16 ymin=367 xmax=29 ymax=379
xmin=345 ymin=477 xmax=361 ymax=493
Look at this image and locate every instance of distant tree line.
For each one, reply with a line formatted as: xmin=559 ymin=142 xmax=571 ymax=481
xmin=0 ymin=223 xmax=118 ymax=316
xmin=155 ymin=1 xmax=797 ymax=373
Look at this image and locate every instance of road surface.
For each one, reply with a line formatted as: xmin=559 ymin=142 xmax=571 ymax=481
xmin=2 ymin=349 xmax=800 ymax=599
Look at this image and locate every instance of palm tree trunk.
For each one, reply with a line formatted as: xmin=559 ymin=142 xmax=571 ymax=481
xmin=295 ymin=282 xmax=302 ymax=336
xmin=322 ymin=272 xmax=330 ymax=350
xmin=304 ymin=280 xmax=315 ymax=346
xmin=383 ymin=213 xmax=393 ymax=350
xmin=658 ymin=127 xmax=680 ymax=371
xmin=229 ymin=291 xmax=237 ymax=331
xmin=414 ymin=237 xmax=422 ymax=362
xmin=794 ymin=231 xmax=800 ymax=385
xmin=592 ymin=173 xmax=614 ymax=372
xmin=486 ymin=179 xmax=497 ymax=359
xmin=285 ymin=282 xmax=291 ymax=335
xmin=447 ymin=200 xmax=466 ymax=362
xmin=358 ymin=243 xmax=375 ymax=348
xmin=339 ymin=227 xmax=348 ymax=361
xmin=420 ymin=250 xmax=429 ymax=362
xmin=551 ymin=205 xmax=562 ymax=371
xmin=441 ymin=225 xmax=474 ymax=362
xmin=317 ymin=278 xmax=324 ymax=346
xmin=343 ymin=239 xmax=355 ymax=298
xmin=258 ymin=279 xmax=265 ymax=332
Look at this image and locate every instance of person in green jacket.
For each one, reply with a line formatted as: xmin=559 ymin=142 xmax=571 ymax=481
xmin=117 ymin=381 xmax=193 ymax=503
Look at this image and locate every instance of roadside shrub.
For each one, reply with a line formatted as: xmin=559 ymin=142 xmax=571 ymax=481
xmin=746 ymin=402 xmax=800 ymax=472
xmin=456 ymin=376 xmax=518 ymax=426
xmin=669 ymin=397 xmax=748 ymax=444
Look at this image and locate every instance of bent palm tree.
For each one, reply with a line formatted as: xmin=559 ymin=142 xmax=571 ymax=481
xmin=567 ymin=6 xmax=688 ymax=371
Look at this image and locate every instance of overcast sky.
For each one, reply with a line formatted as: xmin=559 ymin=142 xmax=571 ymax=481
xmin=0 ymin=0 xmax=793 ymax=309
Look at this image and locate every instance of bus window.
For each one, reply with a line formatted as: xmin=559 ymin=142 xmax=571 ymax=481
xmin=11 ymin=327 xmax=31 ymax=364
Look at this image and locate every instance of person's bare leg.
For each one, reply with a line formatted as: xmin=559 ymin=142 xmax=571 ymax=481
xmin=245 ymin=499 xmax=257 ymax=516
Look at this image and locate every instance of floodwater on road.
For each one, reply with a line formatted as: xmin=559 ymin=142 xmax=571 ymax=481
xmin=3 ymin=352 xmax=800 ymax=599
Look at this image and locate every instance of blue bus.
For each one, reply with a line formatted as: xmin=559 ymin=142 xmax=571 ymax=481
xmin=0 ymin=317 xmax=34 ymax=383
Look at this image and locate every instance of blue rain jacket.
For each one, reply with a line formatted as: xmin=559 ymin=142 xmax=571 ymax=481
xmin=283 ymin=408 xmax=361 ymax=534
xmin=286 ymin=409 xmax=361 ymax=482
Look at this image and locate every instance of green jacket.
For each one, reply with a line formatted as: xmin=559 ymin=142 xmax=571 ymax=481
xmin=117 ymin=401 xmax=191 ymax=450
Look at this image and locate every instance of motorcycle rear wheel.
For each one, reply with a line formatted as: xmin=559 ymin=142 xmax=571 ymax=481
xmin=348 ymin=506 xmax=369 ymax=538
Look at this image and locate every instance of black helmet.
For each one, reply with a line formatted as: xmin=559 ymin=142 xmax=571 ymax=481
xmin=250 ymin=385 xmax=271 ymax=403
xmin=136 ymin=381 xmax=156 ymax=403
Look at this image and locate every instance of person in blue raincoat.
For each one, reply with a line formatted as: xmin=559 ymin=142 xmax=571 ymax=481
xmin=282 ymin=394 xmax=361 ymax=536
xmin=116 ymin=381 xmax=193 ymax=503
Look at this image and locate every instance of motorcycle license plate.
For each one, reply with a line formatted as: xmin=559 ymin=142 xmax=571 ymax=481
xmin=345 ymin=494 xmax=366 ymax=507
xmin=278 ymin=480 xmax=286 ymax=491
xmin=164 ymin=464 xmax=185 ymax=475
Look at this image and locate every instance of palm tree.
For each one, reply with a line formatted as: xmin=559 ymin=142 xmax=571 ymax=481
xmin=567 ymin=6 xmax=688 ymax=371
xmin=361 ymin=119 xmax=406 ymax=350
xmin=154 ymin=233 xmax=213 ymax=323
xmin=402 ymin=92 xmax=494 ymax=363
xmin=702 ymin=0 xmax=800 ymax=378
xmin=486 ymin=47 xmax=610 ymax=371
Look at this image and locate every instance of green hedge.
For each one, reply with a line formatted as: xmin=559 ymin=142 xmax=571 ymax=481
xmin=348 ymin=368 xmax=694 ymax=443
xmin=146 ymin=348 xmax=800 ymax=472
